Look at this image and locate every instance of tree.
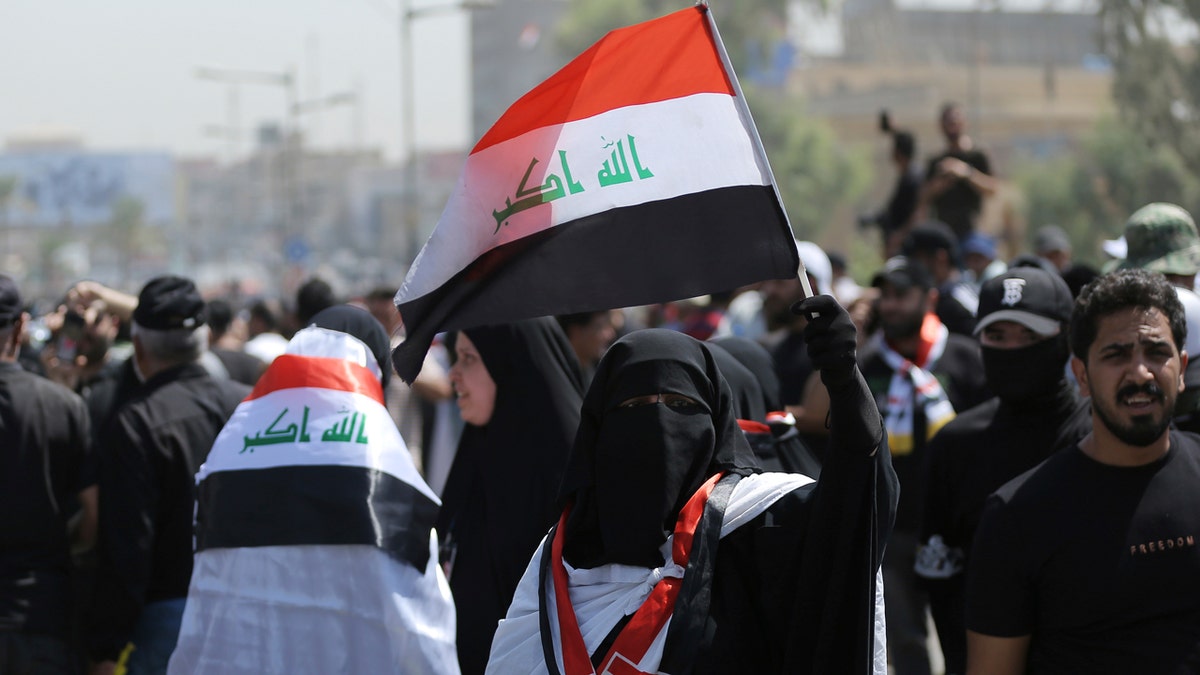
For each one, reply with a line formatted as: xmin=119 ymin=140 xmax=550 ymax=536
xmin=554 ymin=1 xmax=868 ymax=241
xmin=1099 ymin=1 xmax=1200 ymax=176
xmin=555 ymin=0 xmax=792 ymax=76
xmin=109 ymin=197 xmax=148 ymax=289
xmin=1013 ymin=116 xmax=1200 ymax=265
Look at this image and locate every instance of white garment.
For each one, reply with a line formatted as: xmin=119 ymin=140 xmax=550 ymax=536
xmin=487 ymin=473 xmax=888 ymax=675
xmin=167 ymin=542 xmax=458 ymax=675
xmin=243 ymin=331 xmax=289 ymax=364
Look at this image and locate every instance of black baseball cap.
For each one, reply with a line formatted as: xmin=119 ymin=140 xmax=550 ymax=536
xmin=872 ymin=256 xmax=934 ymax=292
xmin=974 ymin=267 xmax=1073 ymax=337
xmin=0 ymin=275 xmax=21 ymax=326
xmin=133 ymin=275 xmax=206 ymax=330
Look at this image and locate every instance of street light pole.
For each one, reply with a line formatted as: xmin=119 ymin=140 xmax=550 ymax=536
xmin=196 ymin=65 xmax=298 ymax=278
xmin=397 ymin=0 xmax=494 ymax=267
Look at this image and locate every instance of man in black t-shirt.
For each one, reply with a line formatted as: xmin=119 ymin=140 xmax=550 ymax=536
xmin=967 ymin=269 xmax=1200 ymax=673
xmin=0 ymin=275 xmax=95 ymax=674
xmin=917 ymin=266 xmax=1090 ymax=674
xmin=859 ymin=256 xmax=989 ymax=675
xmin=917 ymin=102 xmax=996 ymax=243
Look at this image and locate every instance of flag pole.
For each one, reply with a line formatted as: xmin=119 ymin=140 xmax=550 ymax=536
xmin=700 ymin=2 xmax=814 ymax=300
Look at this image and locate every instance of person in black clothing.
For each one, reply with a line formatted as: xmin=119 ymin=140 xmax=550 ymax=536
xmin=0 ymin=275 xmax=95 ymax=675
xmin=862 ymin=129 xmax=922 ymax=258
xmin=917 ymin=102 xmax=997 ymax=242
xmin=967 ymin=269 xmax=1200 ymax=673
xmin=87 ymin=276 xmax=249 ymax=675
xmin=916 ymin=266 xmax=1090 ymax=674
xmin=437 ymin=318 xmax=584 ymax=675
xmin=488 ymin=296 xmax=897 ymax=674
xmin=204 ymin=299 xmax=266 ymax=386
xmin=859 ymin=256 xmax=989 ymax=675
xmin=903 ymin=221 xmax=978 ymax=336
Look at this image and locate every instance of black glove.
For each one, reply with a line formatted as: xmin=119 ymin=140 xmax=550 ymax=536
xmin=792 ymin=294 xmax=858 ymax=390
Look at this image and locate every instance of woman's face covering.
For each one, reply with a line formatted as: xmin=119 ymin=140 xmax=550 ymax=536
xmin=450 ymin=332 xmax=497 ymax=426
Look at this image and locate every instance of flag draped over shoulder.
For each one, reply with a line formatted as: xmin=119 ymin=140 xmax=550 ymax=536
xmin=392 ymin=5 xmax=799 ymax=383
xmin=168 ymin=327 xmax=457 ymax=674
xmin=196 ymin=327 xmax=440 ymax=567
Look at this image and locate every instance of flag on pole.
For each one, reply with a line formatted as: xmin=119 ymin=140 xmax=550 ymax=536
xmin=392 ymin=5 xmax=798 ymax=383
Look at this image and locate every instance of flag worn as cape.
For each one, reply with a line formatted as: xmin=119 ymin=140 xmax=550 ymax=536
xmin=168 ymin=326 xmax=457 ymax=674
xmin=392 ymin=5 xmax=799 ymax=383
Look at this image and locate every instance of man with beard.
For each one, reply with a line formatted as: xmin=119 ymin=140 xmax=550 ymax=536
xmin=915 ymin=266 xmax=1090 ymax=674
xmin=966 ymin=269 xmax=1200 ymax=674
xmin=859 ymin=256 xmax=989 ymax=675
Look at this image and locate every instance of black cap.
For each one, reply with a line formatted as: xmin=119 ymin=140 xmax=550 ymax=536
xmin=872 ymin=256 xmax=934 ymax=292
xmin=903 ymin=221 xmax=960 ymax=260
xmin=133 ymin=275 xmax=206 ymax=330
xmin=0 ymin=275 xmax=21 ymax=326
xmin=974 ymin=267 xmax=1073 ymax=337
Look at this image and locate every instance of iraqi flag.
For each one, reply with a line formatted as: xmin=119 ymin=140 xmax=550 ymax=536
xmin=168 ymin=327 xmax=458 ymax=675
xmin=392 ymin=5 xmax=799 ymax=383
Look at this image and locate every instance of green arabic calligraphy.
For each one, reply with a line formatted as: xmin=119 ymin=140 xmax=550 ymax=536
xmin=241 ymin=406 xmax=312 ymax=453
xmin=492 ymin=150 xmax=584 ymax=233
xmin=321 ymin=411 xmax=369 ymax=445
xmin=598 ymin=135 xmax=653 ymax=187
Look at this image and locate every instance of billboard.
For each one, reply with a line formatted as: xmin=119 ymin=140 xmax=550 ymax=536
xmin=0 ymin=151 xmax=175 ymax=226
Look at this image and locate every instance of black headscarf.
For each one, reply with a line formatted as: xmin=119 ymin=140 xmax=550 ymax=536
xmin=712 ymin=335 xmax=824 ymax=477
xmin=560 ymin=329 xmax=760 ymax=569
xmin=710 ymin=336 xmax=782 ymax=412
xmin=707 ymin=341 xmax=768 ymax=423
xmin=437 ymin=317 xmax=584 ymax=675
xmin=309 ymin=305 xmax=392 ymax=389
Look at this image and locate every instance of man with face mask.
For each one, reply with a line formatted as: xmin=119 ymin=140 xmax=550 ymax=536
xmin=966 ymin=269 xmax=1200 ymax=673
xmin=915 ymin=266 xmax=1090 ymax=674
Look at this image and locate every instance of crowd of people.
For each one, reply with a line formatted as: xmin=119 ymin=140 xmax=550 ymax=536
xmin=4 ymin=100 xmax=1200 ymax=675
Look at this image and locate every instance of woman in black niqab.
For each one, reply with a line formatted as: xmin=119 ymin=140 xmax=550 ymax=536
xmin=560 ymin=329 xmax=760 ymax=569
xmin=437 ymin=317 xmax=583 ymax=675
xmin=487 ymin=308 xmax=898 ymax=675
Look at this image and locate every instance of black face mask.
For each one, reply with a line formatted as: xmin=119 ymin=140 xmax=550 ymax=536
xmin=559 ymin=329 xmax=761 ymax=570
xmin=981 ymin=333 xmax=1069 ymax=404
xmin=592 ymin=402 xmax=715 ymax=568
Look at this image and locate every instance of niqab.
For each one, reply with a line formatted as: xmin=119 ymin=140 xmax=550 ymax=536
xmin=560 ymin=329 xmax=759 ymax=569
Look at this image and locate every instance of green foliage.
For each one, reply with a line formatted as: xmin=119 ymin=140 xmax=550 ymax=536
xmin=555 ymin=0 xmax=791 ymax=74
xmin=747 ymin=88 xmax=872 ymax=239
xmin=1014 ymin=117 xmax=1200 ymax=265
xmin=1099 ymin=0 xmax=1200 ymax=176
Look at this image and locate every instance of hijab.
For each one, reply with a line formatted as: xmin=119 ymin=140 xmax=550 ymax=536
xmin=710 ymin=336 xmax=782 ymax=412
xmin=437 ymin=317 xmax=584 ymax=674
xmin=707 ymin=341 xmax=768 ymax=423
xmin=309 ymin=305 xmax=392 ymax=389
xmin=560 ymin=329 xmax=760 ymax=569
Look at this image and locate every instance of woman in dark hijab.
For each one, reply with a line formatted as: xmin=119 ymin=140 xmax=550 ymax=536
xmin=711 ymin=336 xmax=825 ymax=477
xmin=488 ymin=296 xmax=898 ymax=675
xmin=438 ymin=317 xmax=584 ymax=674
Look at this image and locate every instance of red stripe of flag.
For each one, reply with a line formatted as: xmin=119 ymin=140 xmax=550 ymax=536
xmin=245 ymin=354 xmax=385 ymax=405
xmin=473 ymin=7 xmax=733 ymax=154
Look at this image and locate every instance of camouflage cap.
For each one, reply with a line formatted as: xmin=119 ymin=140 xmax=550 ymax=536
xmin=1115 ymin=202 xmax=1200 ymax=276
